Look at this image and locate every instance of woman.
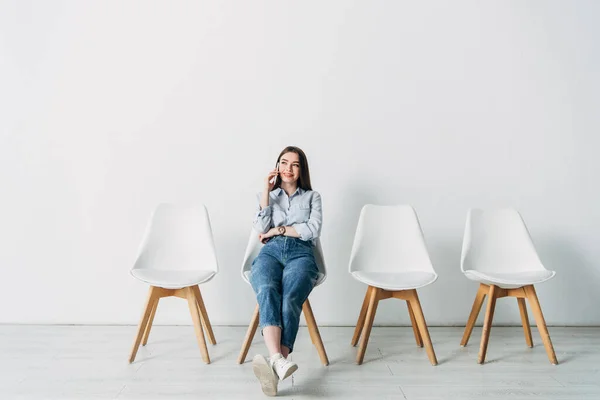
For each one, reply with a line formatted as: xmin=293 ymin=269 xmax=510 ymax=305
xmin=250 ymin=146 xmax=322 ymax=396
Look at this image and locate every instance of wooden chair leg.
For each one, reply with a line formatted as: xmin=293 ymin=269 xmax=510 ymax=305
xmin=478 ymin=284 xmax=498 ymax=364
xmin=461 ymin=283 xmax=487 ymax=346
xmin=357 ymin=286 xmax=380 ymax=365
xmin=192 ymin=285 xmax=216 ymax=345
xmin=524 ymin=285 xmax=558 ymax=365
xmin=407 ymin=290 xmax=437 ymax=366
xmin=517 ymin=297 xmax=533 ymax=348
xmin=407 ymin=300 xmax=423 ymax=347
xmin=303 ymin=299 xmax=329 ymax=366
xmin=129 ymin=286 xmax=159 ymax=363
xmin=351 ymin=287 xmax=372 ymax=346
xmin=186 ymin=287 xmax=210 ymax=364
xmin=237 ymin=305 xmax=260 ymax=364
xmin=306 ymin=313 xmax=317 ymax=345
xmin=141 ymin=297 xmax=159 ymax=346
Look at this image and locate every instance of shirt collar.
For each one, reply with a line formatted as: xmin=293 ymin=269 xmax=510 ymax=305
xmin=274 ymin=187 xmax=304 ymax=198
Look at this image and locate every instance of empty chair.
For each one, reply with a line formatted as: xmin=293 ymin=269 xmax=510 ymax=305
xmin=459 ymin=208 xmax=557 ymax=364
xmin=349 ymin=205 xmax=438 ymax=365
xmin=237 ymin=231 xmax=329 ymax=365
xmin=129 ymin=204 xmax=218 ymax=364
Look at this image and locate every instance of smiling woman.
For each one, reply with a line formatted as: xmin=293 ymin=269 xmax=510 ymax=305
xmin=254 ymin=146 xmax=321 ymax=244
xmin=248 ymin=146 xmax=323 ymax=396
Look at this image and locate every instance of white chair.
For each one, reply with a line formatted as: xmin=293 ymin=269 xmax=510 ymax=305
xmin=237 ymin=231 xmax=329 ymax=365
xmin=459 ymin=208 xmax=558 ymax=364
xmin=349 ymin=205 xmax=438 ymax=365
xmin=129 ymin=204 xmax=219 ymax=364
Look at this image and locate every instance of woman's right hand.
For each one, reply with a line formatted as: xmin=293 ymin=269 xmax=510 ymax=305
xmin=264 ymin=168 xmax=278 ymax=191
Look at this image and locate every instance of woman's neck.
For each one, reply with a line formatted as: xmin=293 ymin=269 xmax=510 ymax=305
xmin=280 ymin=182 xmax=298 ymax=197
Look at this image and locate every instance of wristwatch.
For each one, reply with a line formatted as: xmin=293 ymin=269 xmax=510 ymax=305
xmin=278 ymin=226 xmax=286 ymax=235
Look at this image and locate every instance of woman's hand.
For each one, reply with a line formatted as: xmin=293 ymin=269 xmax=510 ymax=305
xmin=259 ymin=168 xmax=278 ymax=210
xmin=264 ymin=168 xmax=279 ymax=192
xmin=259 ymin=227 xmax=281 ymax=244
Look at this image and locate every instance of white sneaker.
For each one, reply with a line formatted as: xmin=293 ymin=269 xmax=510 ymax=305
xmin=252 ymin=354 xmax=278 ymax=396
xmin=270 ymin=353 xmax=298 ymax=381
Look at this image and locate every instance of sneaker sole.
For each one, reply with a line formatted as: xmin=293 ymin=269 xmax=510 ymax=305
xmin=252 ymin=355 xmax=278 ymax=397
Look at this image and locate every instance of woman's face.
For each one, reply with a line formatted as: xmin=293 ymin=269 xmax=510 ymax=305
xmin=278 ymin=152 xmax=301 ymax=185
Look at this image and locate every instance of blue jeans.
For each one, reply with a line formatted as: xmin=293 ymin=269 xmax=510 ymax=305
xmin=249 ymin=236 xmax=319 ymax=353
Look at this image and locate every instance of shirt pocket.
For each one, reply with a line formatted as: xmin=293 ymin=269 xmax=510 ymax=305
xmin=289 ymin=203 xmax=311 ymax=224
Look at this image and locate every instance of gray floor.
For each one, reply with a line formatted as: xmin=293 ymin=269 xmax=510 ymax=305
xmin=0 ymin=325 xmax=598 ymax=399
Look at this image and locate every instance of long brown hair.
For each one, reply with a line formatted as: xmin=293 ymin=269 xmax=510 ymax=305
xmin=274 ymin=146 xmax=312 ymax=191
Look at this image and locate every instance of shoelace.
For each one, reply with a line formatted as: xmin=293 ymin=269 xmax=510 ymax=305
xmin=271 ymin=357 xmax=288 ymax=369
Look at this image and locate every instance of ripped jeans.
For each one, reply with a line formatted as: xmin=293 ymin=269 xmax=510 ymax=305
xmin=249 ymin=236 xmax=319 ymax=353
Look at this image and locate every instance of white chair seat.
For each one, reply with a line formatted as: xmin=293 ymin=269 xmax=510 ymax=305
xmin=463 ymin=269 xmax=555 ymax=289
xmin=131 ymin=269 xmax=216 ymax=289
xmin=461 ymin=208 xmax=555 ymax=289
xmin=351 ymin=271 xmax=438 ymax=291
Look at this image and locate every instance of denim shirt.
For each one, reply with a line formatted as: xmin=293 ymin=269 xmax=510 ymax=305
xmin=253 ymin=188 xmax=322 ymax=242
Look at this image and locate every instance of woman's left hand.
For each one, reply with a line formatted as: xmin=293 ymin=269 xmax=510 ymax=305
xmin=259 ymin=227 xmax=280 ymax=244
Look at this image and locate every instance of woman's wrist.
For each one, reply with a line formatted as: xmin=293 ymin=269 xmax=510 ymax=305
xmin=277 ymin=226 xmax=287 ymax=236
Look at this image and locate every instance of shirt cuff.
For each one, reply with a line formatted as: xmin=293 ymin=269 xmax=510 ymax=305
xmin=292 ymin=223 xmax=312 ymax=241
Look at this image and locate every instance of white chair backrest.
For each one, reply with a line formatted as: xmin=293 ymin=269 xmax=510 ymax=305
xmin=132 ymin=204 xmax=219 ymax=273
xmin=461 ymin=208 xmax=545 ymax=274
xmin=240 ymin=231 xmax=327 ymax=286
xmin=349 ymin=205 xmax=435 ymax=274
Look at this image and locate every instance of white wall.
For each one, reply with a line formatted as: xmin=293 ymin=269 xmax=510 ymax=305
xmin=1 ymin=0 xmax=599 ymax=326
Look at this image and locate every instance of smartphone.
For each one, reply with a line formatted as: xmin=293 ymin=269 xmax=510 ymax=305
xmin=269 ymin=162 xmax=280 ymax=185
